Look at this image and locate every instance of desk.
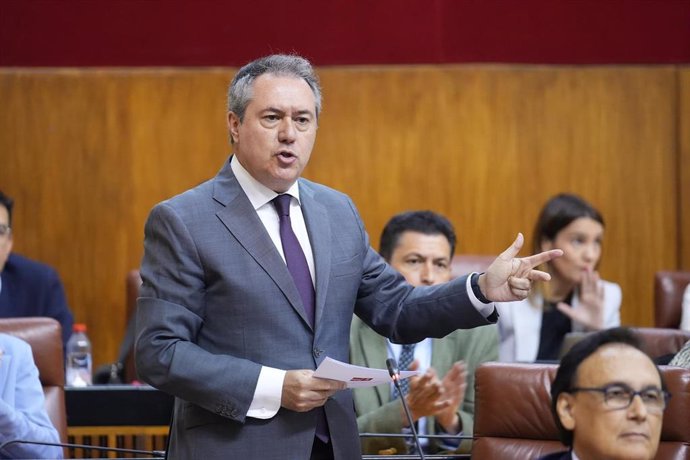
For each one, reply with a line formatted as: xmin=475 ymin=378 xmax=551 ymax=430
xmin=66 ymin=385 xmax=173 ymax=458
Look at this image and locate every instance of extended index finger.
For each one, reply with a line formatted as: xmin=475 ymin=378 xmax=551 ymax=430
xmin=498 ymin=233 xmax=525 ymax=261
xmin=522 ymin=248 xmax=563 ymax=269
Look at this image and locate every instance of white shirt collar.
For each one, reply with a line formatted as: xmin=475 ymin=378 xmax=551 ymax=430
xmin=230 ymin=156 xmax=301 ymax=210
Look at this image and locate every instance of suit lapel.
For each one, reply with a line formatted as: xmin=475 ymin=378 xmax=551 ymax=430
xmin=299 ymin=183 xmax=331 ymax=330
xmin=358 ymin=323 xmax=391 ymax=404
xmin=212 ymin=162 xmax=311 ymax=328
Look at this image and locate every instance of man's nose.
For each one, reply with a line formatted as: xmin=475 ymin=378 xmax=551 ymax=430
xmin=420 ymin=262 xmax=435 ymax=285
xmin=278 ymin=118 xmax=296 ymax=143
xmin=627 ymin=394 xmax=649 ymax=420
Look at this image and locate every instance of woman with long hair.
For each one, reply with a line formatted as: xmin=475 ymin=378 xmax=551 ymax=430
xmin=496 ymin=193 xmax=621 ymax=361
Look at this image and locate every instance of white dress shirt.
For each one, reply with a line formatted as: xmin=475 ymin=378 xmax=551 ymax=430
xmin=231 ymin=156 xmax=493 ymax=419
xmin=231 ymin=157 xmax=312 ymax=419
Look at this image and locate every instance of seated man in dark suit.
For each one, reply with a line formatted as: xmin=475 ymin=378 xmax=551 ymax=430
xmin=542 ymin=327 xmax=667 ymax=460
xmin=351 ymin=211 xmax=499 ymax=455
xmin=0 ymin=191 xmax=73 ymax=346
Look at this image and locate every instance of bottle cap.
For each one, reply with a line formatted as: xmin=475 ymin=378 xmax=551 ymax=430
xmin=73 ymin=323 xmax=87 ymax=333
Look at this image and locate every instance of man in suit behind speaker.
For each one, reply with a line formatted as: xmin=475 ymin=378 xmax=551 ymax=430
xmin=134 ymin=54 xmax=562 ymax=460
xmin=351 ymin=210 xmax=499 ymax=455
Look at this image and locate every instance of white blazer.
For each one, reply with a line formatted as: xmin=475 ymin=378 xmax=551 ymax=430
xmin=496 ymin=280 xmax=622 ymax=362
xmin=681 ymin=284 xmax=690 ymax=331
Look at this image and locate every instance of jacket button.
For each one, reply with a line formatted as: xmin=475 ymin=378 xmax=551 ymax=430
xmin=313 ymin=348 xmax=323 ymax=358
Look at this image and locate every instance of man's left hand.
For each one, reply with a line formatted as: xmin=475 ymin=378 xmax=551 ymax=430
xmin=478 ymin=233 xmax=562 ymax=302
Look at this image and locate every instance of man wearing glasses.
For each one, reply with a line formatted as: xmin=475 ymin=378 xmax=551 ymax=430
xmin=0 ymin=191 xmax=73 ymax=346
xmin=542 ymin=327 xmax=668 ymax=460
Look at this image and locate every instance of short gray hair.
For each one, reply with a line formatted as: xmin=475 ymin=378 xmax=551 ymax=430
xmin=227 ymin=54 xmax=322 ymax=122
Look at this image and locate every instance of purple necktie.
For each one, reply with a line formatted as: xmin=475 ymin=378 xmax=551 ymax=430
xmin=272 ymin=194 xmax=315 ymax=326
xmin=272 ymin=195 xmax=329 ymax=443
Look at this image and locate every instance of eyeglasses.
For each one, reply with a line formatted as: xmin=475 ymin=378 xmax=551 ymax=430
xmin=568 ymin=383 xmax=671 ymax=413
xmin=0 ymin=224 xmax=10 ymax=237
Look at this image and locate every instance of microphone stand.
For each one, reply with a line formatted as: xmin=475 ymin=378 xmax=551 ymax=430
xmin=386 ymin=358 xmax=426 ymax=460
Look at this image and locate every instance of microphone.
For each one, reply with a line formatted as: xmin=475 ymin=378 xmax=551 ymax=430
xmin=386 ymin=357 xmax=426 ymax=460
xmin=0 ymin=439 xmax=166 ymax=458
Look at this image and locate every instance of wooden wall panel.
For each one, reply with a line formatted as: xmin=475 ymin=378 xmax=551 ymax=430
xmin=0 ymin=65 xmax=682 ymax=367
xmin=680 ymin=69 xmax=690 ymax=270
xmin=0 ymin=69 xmax=231 ymax=367
xmin=312 ymin=66 xmax=678 ymax=328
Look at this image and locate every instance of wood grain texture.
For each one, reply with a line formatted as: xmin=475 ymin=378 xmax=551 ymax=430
xmin=680 ymin=69 xmax=690 ymax=271
xmin=0 ymin=65 xmax=683 ymax=367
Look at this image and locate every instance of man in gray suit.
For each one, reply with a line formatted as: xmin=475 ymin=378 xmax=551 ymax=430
xmin=135 ymin=54 xmax=562 ymax=460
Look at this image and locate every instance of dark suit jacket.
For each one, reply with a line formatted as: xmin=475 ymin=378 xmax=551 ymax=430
xmin=135 ymin=159 xmax=496 ymax=460
xmin=0 ymin=253 xmax=73 ymax=345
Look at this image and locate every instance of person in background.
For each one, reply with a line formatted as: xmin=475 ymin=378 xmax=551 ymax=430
xmin=0 ymin=191 xmax=74 ymax=346
xmin=669 ymin=339 xmax=690 ymax=368
xmin=668 ymin=284 xmax=690 ymax=368
xmin=134 ymin=54 xmax=561 ymax=460
xmin=541 ymin=327 xmax=667 ymax=460
xmin=351 ymin=211 xmax=499 ymax=455
xmin=0 ymin=333 xmax=63 ymax=459
xmin=497 ymin=193 xmax=621 ymax=362
xmin=679 ymin=283 xmax=689 ymax=331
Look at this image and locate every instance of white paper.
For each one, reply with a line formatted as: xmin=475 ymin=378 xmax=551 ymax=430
xmin=313 ymin=357 xmax=419 ymax=388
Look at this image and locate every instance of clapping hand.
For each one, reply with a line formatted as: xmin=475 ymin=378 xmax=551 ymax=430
xmin=405 ymin=360 xmax=446 ymax=423
xmin=478 ymin=233 xmax=563 ymax=302
xmin=404 ymin=360 xmax=466 ymax=434
xmin=435 ymin=361 xmax=467 ymax=433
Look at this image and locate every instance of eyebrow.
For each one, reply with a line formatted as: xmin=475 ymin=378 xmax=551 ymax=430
xmin=262 ymin=107 xmax=314 ymax=117
xmin=598 ymin=380 xmax=662 ymax=389
xmin=404 ymin=253 xmax=449 ymax=262
xmin=563 ymin=230 xmax=603 ymax=238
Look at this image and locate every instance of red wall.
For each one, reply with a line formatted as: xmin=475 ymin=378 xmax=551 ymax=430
xmin=2 ymin=0 xmax=689 ymax=67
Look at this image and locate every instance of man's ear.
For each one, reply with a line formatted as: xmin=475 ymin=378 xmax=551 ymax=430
xmin=556 ymin=393 xmax=576 ymax=430
xmin=228 ymin=112 xmax=241 ymax=144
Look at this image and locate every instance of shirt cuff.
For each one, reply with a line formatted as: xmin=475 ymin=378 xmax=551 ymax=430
xmin=434 ymin=420 xmax=463 ymax=450
xmin=247 ymin=366 xmax=286 ymax=419
xmin=466 ymin=273 xmax=496 ymax=318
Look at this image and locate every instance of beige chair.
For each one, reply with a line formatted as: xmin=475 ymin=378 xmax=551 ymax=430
xmin=473 ymin=362 xmax=690 ymax=460
xmin=0 ymin=317 xmax=67 ymax=444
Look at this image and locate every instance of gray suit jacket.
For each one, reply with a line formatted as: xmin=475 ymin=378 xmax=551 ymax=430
xmin=135 ymin=159 xmax=495 ymax=460
xmin=350 ymin=317 xmax=498 ymax=455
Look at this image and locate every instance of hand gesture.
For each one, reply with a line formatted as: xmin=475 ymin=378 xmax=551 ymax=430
xmin=435 ymin=361 xmax=467 ymax=433
xmin=281 ymin=369 xmax=346 ymax=412
xmin=479 ymin=233 xmax=563 ymax=302
xmin=556 ymin=268 xmax=605 ymax=330
xmin=405 ymin=361 xmax=448 ymax=423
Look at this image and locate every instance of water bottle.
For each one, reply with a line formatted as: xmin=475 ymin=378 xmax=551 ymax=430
xmin=66 ymin=323 xmax=93 ymax=387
